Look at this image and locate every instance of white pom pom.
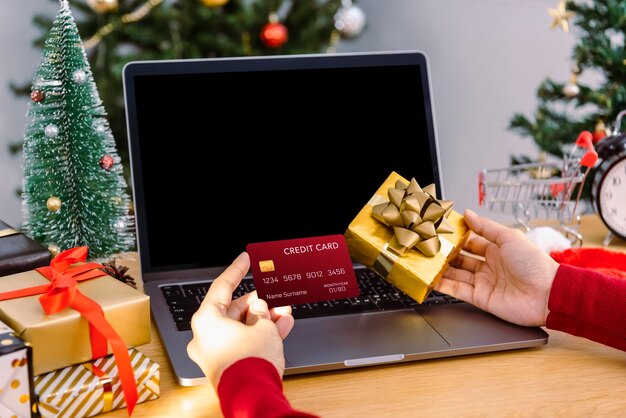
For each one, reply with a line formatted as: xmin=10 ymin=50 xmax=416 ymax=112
xmin=525 ymin=226 xmax=572 ymax=253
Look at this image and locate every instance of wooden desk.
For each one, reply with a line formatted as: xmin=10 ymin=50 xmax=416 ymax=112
xmin=105 ymin=215 xmax=626 ymax=417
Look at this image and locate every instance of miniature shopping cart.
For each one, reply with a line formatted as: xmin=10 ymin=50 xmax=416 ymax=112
xmin=478 ymin=133 xmax=598 ymax=246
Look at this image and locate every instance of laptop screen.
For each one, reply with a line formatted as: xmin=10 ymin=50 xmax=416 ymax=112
xmin=124 ymin=52 xmax=441 ymax=273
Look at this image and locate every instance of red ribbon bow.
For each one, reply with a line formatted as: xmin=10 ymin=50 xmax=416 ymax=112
xmin=0 ymin=247 xmax=138 ymax=415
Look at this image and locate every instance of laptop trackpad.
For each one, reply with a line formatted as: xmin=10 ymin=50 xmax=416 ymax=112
xmin=284 ymin=310 xmax=449 ymax=369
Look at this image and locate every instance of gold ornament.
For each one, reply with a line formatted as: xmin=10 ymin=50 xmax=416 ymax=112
xmin=48 ymin=245 xmax=61 ymax=259
xmin=548 ymin=0 xmax=575 ymax=33
xmin=87 ymin=0 xmax=119 ymax=14
xmin=200 ymin=0 xmax=229 ymax=7
xmin=46 ymin=196 xmax=62 ymax=212
xmin=563 ymin=73 xmax=580 ymax=98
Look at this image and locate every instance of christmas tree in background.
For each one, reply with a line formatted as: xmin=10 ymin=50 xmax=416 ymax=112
xmin=509 ymin=0 xmax=624 ymax=162
xmin=22 ymin=0 xmax=134 ymax=259
xmin=14 ymin=0 xmax=365 ymax=175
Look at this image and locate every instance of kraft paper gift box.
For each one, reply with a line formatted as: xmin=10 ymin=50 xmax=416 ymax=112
xmin=0 ymin=220 xmax=51 ymax=277
xmin=35 ymin=348 xmax=159 ymax=418
xmin=0 ymin=252 xmax=150 ymax=376
xmin=345 ymin=171 xmax=470 ymax=303
xmin=0 ymin=319 xmax=38 ymax=418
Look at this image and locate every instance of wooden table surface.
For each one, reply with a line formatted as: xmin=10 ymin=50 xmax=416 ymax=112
xmin=104 ymin=215 xmax=626 ymax=417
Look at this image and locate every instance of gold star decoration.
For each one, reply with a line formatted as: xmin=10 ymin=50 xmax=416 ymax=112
xmin=548 ymin=0 xmax=575 ymax=33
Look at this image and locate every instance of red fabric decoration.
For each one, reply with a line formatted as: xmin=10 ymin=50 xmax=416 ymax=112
xmin=550 ymin=247 xmax=626 ymax=279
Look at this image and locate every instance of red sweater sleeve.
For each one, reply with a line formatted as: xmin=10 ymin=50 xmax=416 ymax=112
xmin=546 ymin=263 xmax=626 ymax=351
xmin=217 ymin=357 xmax=319 ymax=418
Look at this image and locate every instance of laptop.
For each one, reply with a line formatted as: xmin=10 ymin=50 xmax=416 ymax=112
xmin=122 ymin=50 xmax=549 ymax=386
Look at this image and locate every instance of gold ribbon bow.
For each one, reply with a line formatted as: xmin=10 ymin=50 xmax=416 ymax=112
xmin=371 ymin=178 xmax=454 ymax=257
xmin=0 ymin=228 xmax=18 ymax=238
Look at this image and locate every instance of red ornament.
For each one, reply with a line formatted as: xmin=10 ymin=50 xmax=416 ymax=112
xmin=260 ymin=21 xmax=288 ymax=48
xmin=31 ymin=90 xmax=45 ymax=103
xmin=99 ymin=154 xmax=114 ymax=171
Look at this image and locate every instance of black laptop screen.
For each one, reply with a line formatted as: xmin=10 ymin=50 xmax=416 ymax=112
xmin=126 ymin=53 xmax=440 ymax=271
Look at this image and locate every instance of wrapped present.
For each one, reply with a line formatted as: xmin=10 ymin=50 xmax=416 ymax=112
xmin=345 ymin=172 xmax=470 ymax=303
xmin=0 ymin=220 xmax=51 ymax=277
xmin=0 ymin=247 xmax=151 ymax=415
xmin=0 ymin=319 xmax=38 ymax=418
xmin=35 ymin=348 xmax=159 ymax=418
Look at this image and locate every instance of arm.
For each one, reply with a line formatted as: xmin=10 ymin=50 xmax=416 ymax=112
xmin=436 ymin=209 xmax=626 ymax=352
xmin=186 ymin=252 xmax=318 ymax=418
xmin=218 ymin=358 xmax=318 ymax=418
xmin=547 ymin=264 xmax=626 ymax=351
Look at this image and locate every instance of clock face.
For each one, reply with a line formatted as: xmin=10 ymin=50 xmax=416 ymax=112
xmin=597 ymin=156 xmax=626 ymax=239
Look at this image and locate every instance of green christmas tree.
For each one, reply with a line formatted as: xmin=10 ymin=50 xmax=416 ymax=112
xmin=22 ymin=0 xmax=134 ymax=259
xmin=16 ymin=0 xmax=364 ymax=175
xmin=509 ymin=0 xmax=626 ymax=161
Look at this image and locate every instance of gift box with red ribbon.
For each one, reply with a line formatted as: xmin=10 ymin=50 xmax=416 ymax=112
xmin=35 ymin=348 xmax=159 ymax=418
xmin=0 ymin=247 xmax=151 ymax=415
xmin=345 ymin=172 xmax=470 ymax=303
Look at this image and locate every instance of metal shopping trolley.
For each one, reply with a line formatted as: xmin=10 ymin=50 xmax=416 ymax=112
xmin=478 ymin=133 xmax=598 ymax=246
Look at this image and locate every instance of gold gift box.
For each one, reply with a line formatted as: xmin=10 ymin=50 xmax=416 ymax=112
xmin=345 ymin=172 xmax=470 ymax=303
xmin=0 ymin=270 xmax=150 ymax=375
xmin=35 ymin=348 xmax=159 ymax=418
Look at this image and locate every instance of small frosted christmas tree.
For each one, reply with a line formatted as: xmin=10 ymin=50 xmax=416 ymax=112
xmin=21 ymin=0 xmax=134 ymax=259
xmin=510 ymin=0 xmax=626 ymax=159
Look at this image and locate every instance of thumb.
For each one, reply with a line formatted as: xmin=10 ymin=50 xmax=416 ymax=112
xmin=464 ymin=208 xmax=509 ymax=245
xmin=246 ymin=298 xmax=271 ymax=325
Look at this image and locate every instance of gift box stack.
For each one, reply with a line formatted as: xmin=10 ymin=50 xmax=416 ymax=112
xmin=345 ymin=172 xmax=470 ymax=303
xmin=0 ymin=236 xmax=160 ymax=417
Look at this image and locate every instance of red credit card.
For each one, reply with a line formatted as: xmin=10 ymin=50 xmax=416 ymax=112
xmin=246 ymin=235 xmax=360 ymax=308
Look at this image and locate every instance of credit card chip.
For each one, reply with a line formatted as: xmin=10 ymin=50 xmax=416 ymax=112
xmin=259 ymin=260 xmax=275 ymax=272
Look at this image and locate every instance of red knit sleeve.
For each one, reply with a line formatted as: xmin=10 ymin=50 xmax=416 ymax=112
xmin=217 ymin=357 xmax=319 ymax=418
xmin=546 ymin=264 xmax=626 ymax=351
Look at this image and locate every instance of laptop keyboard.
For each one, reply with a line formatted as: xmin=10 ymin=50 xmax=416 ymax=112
xmin=161 ymin=269 xmax=463 ymax=331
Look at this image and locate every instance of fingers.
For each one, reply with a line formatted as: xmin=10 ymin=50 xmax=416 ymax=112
xmin=464 ymin=209 xmax=514 ymax=247
xmin=245 ymin=299 xmax=272 ymax=325
xmin=270 ymin=305 xmax=294 ymax=340
xmin=227 ymin=291 xmax=257 ymax=321
xmin=275 ymin=315 xmax=295 ymax=340
xmin=442 ymin=265 xmax=476 ymax=285
xmin=270 ymin=305 xmax=292 ymax=322
xmin=462 ymin=232 xmax=491 ymax=257
xmin=242 ymin=299 xmax=293 ymax=339
xmin=205 ymin=252 xmax=250 ymax=315
xmin=434 ymin=277 xmax=475 ymax=304
xmin=450 ymin=252 xmax=484 ymax=273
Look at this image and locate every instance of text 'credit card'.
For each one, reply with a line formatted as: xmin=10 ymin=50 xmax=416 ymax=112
xmin=247 ymin=235 xmax=360 ymax=308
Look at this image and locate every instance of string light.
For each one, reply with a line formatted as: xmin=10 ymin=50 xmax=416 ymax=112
xmin=84 ymin=0 xmax=164 ymax=50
